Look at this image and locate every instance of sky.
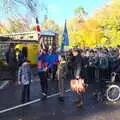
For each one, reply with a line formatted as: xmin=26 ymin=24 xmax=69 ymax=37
xmin=0 ymin=0 xmax=110 ymax=26
xmin=46 ymin=0 xmax=110 ymax=25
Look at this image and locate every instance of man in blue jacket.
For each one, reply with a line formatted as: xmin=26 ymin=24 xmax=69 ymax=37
xmin=46 ymin=49 xmax=59 ymax=81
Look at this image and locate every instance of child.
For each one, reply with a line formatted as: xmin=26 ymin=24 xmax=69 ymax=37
xmin=57 ymin=54 xmax=67 ymax=101
xmin=18 ymin=59 xmax=32 ymax=103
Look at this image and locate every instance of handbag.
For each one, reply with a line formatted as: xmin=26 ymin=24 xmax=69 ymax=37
xmin=70 ymin=78 xmax=87 ymax=93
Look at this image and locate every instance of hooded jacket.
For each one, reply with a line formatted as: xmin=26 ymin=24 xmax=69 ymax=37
xmin=18 ymin=62 xmax=32 ymax=85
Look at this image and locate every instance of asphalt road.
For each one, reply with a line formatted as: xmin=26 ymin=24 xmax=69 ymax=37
xmin=0 ymin=78 xmax=120 ymax=120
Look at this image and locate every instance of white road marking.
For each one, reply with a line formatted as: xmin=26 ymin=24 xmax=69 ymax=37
xmin=31 ymin=79 xmax=40 ymax=82
xmin=0 ymin=89 xmax=71 ymax=114
xmin=0 ymin=81 xmax=9 ymax=90
xmin=0 ymin=78 xmax=49 ymax=90
xmin=0 ymin=79 xmax=39 ymax=91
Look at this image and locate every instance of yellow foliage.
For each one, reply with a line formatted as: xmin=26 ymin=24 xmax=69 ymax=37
xmin=67 ymin=0 xmax=120 ymax=48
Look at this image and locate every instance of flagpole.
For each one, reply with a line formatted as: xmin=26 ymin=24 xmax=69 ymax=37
xmin=35 ymin=17 xmax=46 ymax=51
xmin=61 ymin=20 xmax=69 ymax=52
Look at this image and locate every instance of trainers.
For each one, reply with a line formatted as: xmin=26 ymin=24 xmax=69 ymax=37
xmin=58 ymin=96 xmax=64 ymax=102
xmin=41 ymin=95 xmax=47 ymax=101
xmin=42 ymin=93 xmax=47 ymax=96
xmin=41 ymin=93 xmax=47 ymax=101
xmin=75 ymin=101 xmax=83 ymax=108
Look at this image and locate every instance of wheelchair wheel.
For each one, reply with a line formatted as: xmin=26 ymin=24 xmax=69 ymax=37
xmin=106 ymin=85 xmax=120 ymax=102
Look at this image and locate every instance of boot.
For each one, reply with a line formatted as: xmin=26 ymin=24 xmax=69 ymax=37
xmin=76 ymin=101 xmax=83 ymax=108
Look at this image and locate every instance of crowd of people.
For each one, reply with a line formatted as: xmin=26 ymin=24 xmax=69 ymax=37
xmin=5 ymin=43 xmax=120 ymax=108
xmin=67 ymin=47 xmax=120 ymax=106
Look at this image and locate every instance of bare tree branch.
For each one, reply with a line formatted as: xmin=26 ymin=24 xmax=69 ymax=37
xmin=1 ymin=0 xmax=47 ymax=20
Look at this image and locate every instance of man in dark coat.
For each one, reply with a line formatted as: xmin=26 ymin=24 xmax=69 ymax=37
xmin=72 ymin=49 xmax=82 ymax=79
xmin=22 ymin=46 xmax=28 ymax=60
xmin=112 ymin=51 xmax=120 ymax=81
xmin=6 ymin=43 xmax=17 ymax=83
xmin=72 ymin=49 xmax=83 ymax=108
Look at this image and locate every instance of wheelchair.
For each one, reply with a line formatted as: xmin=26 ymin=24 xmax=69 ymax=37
xmin=96 ymin=72 xmax=120 ymax=102
xmin=106 ymin=72 xmax=120 ymax=102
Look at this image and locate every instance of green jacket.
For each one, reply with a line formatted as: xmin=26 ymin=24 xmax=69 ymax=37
xmin=57 ymin=60 xmax=67 ymax=80
xmin=98 ymin=57 xmax=109 ymax=69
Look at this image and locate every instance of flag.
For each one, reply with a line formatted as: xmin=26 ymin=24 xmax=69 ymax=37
xmin=35 ymin=17 xmax=45 ymax=50
xmin=36 ymin=17 xmax=41 ymax=32
xmin=61 ymin=20 xmax=69 ymax=51
xmin=39 ymin=37 xmax=46 ymax=49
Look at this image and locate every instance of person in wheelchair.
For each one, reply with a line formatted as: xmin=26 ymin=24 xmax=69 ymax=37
xmin=97 ymin=51 xmax=109 ymax=97
xmin=103 ymin=50 xmax=120 ymax=102
xmin=112 ymin=50 xmax=120 ymax=83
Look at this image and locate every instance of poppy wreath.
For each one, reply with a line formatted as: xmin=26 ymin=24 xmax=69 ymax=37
xmin=70 ymin=78 xmax=88 ymax=93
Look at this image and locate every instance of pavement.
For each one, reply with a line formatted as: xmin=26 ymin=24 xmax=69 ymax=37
xmin=0 ymin=78 xmax=120 ymax=120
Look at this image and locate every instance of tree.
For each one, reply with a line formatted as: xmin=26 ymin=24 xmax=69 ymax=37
xmin=67 ymin=6 xmax=88 ymax=48
xmin=74 ymin=6 xmax=87 ymax=19
xmin=42 ymin=19 xmax=61 ymax=32
xmin=0 ymin=0 xmax=47 ymax=24
xmin=93 ymin=0 xmax=120 ymax=47
xmin=0 ymin=0 xmax=48 ymax=33
xmin=67 ymin=18 xmax=84 ymax=48
xmin=31 ymin=19 xmax=62 ymax=32
xmin=67 ymin=0 xmax=120 ymax=48
xmin=0 ymin=22 xmax=7 ymax=34
xmin=6 ymin=18 xmax=30 ymax=33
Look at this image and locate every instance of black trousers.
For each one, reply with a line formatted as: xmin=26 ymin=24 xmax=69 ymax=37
xmin=39 ymin=72 xmax=48 ymax=94
xmin=9 ymin=66 xmax=17 ymax=82
xmin=75 ymin=92 xmax=84 ymax=104
xmin=22 ymin=84 xmax=30 ymax=103
xmin=98 ymin=69 xmax=108 ymax=95
xmin=52 ymin=64 xmax=58 ymax=80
